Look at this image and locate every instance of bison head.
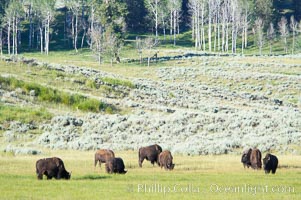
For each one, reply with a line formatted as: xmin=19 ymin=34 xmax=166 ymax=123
xmin=263 ymin=154 xmax=271 ymax=173
xmin=241 ymin=148 xmax=252 ymax=167
xmin=168 ymin=163 xmax=175 ymax=170
xmin=62 ymin=171 xmax=71 ymax=180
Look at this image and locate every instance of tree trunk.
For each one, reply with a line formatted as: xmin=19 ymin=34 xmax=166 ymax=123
xmin=201 ymin=2 xmax=205 ymax=51
xmin=15 ymin=20 xmax=18 ymax=55
xmin=12 ymin=16 xmax=15 ymax=55
xmin=7 ymin=20 xmax=11 ymax=55
xmin=241 ymin=29 xmax=244 ymax=54
xmin=292 ymin=32 xmax=295 ymax=54
xmin=195 ymin=5 xmax=201 ymax=49
xmin=170 ymin=10 xmax=173 ymax=42
xmin=40 ymin=26 xmax=43 ymax=54
xmin=155 ymin=0 xmax=158 ymax=39
xmin=208 ymin=0 xmax=212 ymax=52
xmin=213 ymin=17 xmax=217 ymax=52
xmin=29 ymin=5 xmax=32 ymax=49
xmin=71 ymin=15 xmax=75 ymax=50
xmin=45 ymin=25 xmax=47 ymax=54
xmin=81 ymin=29 xmax=86 ymax=48
xmin=226 ymin=22 xmax=229 ymax=52
xmin=75 ymin=14 xmax=78 ymax=52
xmin=244 ymin=13 xmax=248 ymax=48
xmin=173 ymin=10 xmax=176 ymax=46
xmin=0 ymin=29 xmax=2 ymax=55
xmin=90 ymin=5 xmax=94 ymax=49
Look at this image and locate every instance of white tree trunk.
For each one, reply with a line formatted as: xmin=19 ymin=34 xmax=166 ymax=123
xmin=0 ymin=29 xmax=2 ymax=55
xmin=12 ymin=16 xmax=15 ymax=55
xmin=40 ymin=27 xmax=43 ymax=54
xmin=90 ymin=5 xmax=94 ymax=49
xmin=170 ymin=9 xmax=173 ymax=41
xmin=201 ymin=2 xmax=205 ymax=51
xmin=75 ymin=14 xmax=78 ymax=52
xmin=173 ymin=10 xmax=176 ymax=46
xmin=208 ymin=0 xmax=212 ymax=52
xmin=244 ymin=13 xmax=248 ymax=48
xmin=15 ymin=19 xmax=18 ymax=55
xmin=7 ymin=21 xmax=11 ymax=55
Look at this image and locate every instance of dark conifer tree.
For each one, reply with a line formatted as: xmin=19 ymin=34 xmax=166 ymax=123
xmin=125 ymin=0 xmax=148 ymax=32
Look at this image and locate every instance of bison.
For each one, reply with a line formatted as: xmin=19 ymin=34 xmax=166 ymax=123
xmin=138 ymin=144 xmax=162 ymax=167
xmin=158 ymin=150 xmax=175 ymax=170
xmin=94 ymin=149 xmax=115 ymax=168
xmin=263 ymin=153 xmax=278 ymax=174
xmin=105 ymin=157 xmax=127 ymax=174
xmin=241 ymin=148 xmax=262 ymax=169
xmin=36 ymin=157 xmax=71 ymax=180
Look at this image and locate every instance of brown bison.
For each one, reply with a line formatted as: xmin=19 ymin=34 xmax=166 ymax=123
xmin=105 ymin=157 xmax=127 ymax=174
xmin=263 ymin=153 xmax=278 ymax=174
xmin=94 ymin=149 xmax=115 ymax=168
xmin=158 ymin=150 xmax=175 ymax=170
xmin=36 ymin=157 xmax=71 ymax=180
xmin=138 ymin=144 xmax=162 ymax=167
xmin=241 ymin=148 xmax=262 ymax=169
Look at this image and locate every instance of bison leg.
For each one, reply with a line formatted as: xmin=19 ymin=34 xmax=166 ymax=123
xmin=95 ymin=159 xmax=102 ymax=168
xmin=139 ymin=158 xmax=144 ymax=167
xmin=37 ymin=173 xmax=43 ymax=180
xmin=105 ymin=163 xmax=112 ymax=173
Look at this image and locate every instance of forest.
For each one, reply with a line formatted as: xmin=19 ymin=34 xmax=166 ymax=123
xmin=0 ymin=0 xmax=300 ymax=62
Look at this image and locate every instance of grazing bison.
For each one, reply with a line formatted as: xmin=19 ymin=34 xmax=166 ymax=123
xmin=241 ymin=148 xmax=262 ymax=169
xmin=94 ymin=149 xmax=115 ymax=168
xmin=36 ymin=157 xmax=71 ymax=180
xmin=138 ymin=144 xmax=162 ymax=167
xmin=158 ymin=150 xmax=175 ymax=170
xmin=263 ymin=153 xmax=278 ymax=174
xmin=105 ymin=157 xmax=127 ymax=174
xmin=241 ymin=148 xmax=252 ymax=168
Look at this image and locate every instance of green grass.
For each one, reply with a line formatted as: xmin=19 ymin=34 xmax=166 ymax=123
xmin=0 ymin=103 xmax=52 ymax=125
xmin=0 ymin=76 xmax=116 ymax=113
xmin=0 ymin=151 xmax=300 ymax=200
xmin=102 ymin=77 xmax=136 ymax=89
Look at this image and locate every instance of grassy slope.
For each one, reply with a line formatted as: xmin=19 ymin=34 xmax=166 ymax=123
xmin=0 ymin=151 xmax=300 ymax=200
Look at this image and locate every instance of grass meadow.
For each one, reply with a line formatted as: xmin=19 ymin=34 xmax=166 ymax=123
xmin=0 ymin=150 xmax=300 ymax=200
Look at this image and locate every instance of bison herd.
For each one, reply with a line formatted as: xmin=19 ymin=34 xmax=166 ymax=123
xmin=35 ymin=145 xmax=278 ymax=180
xmin=241 ymin=148 xmax=278 ymax=174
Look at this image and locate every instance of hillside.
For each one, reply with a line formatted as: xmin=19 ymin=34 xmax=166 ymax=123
xmin=0 ymin=52 xmax=300 ymax=155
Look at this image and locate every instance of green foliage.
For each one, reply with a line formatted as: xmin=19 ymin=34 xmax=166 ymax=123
xmin=125 ymin=0 xmax=148 ymax=32
xmin=76 ymin=98 xmax=100 ymax=112
xmin=0 ymin=76 xmax=114 ymax=113
xmin=102 ymin=77 xmax=135 ymax=88
xmin=0 ymin=103 xmax=52 ymax=124
xmin=96 ymin=0 xmax=128 ymax=38
xmin=85 ymin=79 xmax=98 ymax=89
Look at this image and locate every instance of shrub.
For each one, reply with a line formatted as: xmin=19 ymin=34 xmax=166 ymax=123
xmin=85 ymin=79 xmax=98 ymax=89
xmin=0 ymin=76 xmax=114 ymax=113
xmin=76 ymin=99 xmax=100 ymax=112
xmin=0 ymin=103 xmax=52 ymax=124
xmin=102 ymin=77 xmax=135 ymax=88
